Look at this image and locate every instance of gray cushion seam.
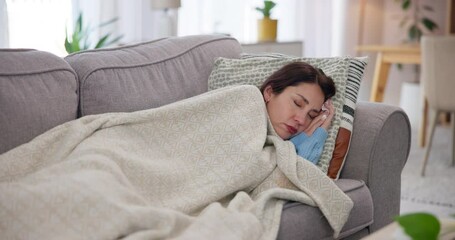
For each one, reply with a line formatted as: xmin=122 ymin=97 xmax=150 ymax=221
xmin=0 ymin=68 xmax=77 ymax=77
xmin=0 ymin=48 xmax=35 ymax=52
xmin=65 ymin=38 xmax=167 ymax=57
xmin=68 ymin=36 xmax=235 ymax=56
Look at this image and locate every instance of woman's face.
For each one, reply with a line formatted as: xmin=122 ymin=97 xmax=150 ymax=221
xmin=263 ymin=82 xmax=325 ymax=140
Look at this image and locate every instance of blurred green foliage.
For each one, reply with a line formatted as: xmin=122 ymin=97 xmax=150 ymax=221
xmin=65 ymin=12 xmax=123 ymax=54
xmin=395 ymin=0 xmax=438 ymax=42
xmin=395 ymin=212 xmax=440 ymax=240
xmin=255 ymin=0 xmax=276 ymax=18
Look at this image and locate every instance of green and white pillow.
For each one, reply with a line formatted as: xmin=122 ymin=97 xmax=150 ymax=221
xmin=207 ymin=53 xmax=367 ymax=177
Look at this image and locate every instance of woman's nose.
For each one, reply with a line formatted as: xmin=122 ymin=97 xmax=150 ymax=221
xmin=294 ymin=111 xmax=307 ymax=126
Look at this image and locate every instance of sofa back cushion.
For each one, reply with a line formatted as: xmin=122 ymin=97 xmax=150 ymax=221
xmin=65 ymin=35 xmax=242 ymax=117
xmin=0 ymin=49 xmax=78 ymax=154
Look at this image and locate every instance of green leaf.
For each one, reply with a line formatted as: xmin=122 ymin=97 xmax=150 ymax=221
xmin=95 ymin=34 xmax=110 ymax=49
xmin=422 ymin=18 xmax=438 ymax=31
xmin=71 ymin=30 xmax=81 ymax=52
xmin=256 ymin=1 xmax=276 ymax=18
xmin=395 ymin=213 xmax=440 ymax=240
xmin=64 ymin=36 xmax=72 ymax=54
xmin=264 ymin=1 xmax=276 ymax=11
xmin=264 ymin=1 xmax=276 ymax=17
xmin=255 ymin=7 xmax=265 ymax=14
xmin=402 ymin=0 xmax=411 ymax=10
xmin=408 ymin=25 xmax=422 ymax=41
xmin=76 ymin=13 xmax=83 ymax=34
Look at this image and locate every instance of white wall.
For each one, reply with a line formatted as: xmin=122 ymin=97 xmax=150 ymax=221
xmin=356 ymin=0 xmax=385 ymax=102
xmin=299 ymin=0 xmax=333 ymax=57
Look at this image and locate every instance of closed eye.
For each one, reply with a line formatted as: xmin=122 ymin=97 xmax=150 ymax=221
xmin=308 ymin=110 xmax=320 ymax=120
xmin=294 ymin=100 xmax=302 ymax=108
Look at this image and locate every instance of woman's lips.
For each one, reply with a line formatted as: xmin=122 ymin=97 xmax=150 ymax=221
xmin=286 ymin=125 xmax=297 ymax=135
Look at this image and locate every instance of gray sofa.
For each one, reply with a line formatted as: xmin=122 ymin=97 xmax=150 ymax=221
xmin=0 ymin=34 xmax=411 ymax=239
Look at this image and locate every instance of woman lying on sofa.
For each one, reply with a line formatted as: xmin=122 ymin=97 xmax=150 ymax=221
xmin=0 ymin=61 xmax=351 ymax=240
xmin=261 ymin=62 xmax=336 ymax=164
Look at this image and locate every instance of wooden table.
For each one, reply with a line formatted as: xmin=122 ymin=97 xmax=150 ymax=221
xmin=356 ymin=44 xmax=428 ymax=147
xmin=356 ymin=44 xmax=421 ymax=102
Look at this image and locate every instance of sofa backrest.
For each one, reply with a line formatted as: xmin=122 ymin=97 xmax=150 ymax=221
xmin=0 ymin=49 xmax=78 ymax=154
xmin=0 ymin=35 xmax=242 ymax=154
xmin=65 ymin=35 xmax=242 ymax=117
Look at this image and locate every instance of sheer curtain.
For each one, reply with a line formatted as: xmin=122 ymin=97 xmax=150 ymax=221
xmin=299 ymin=0 xmax=363 ymax=57
xmin=0 ymin=0 xmax=9 ymax=48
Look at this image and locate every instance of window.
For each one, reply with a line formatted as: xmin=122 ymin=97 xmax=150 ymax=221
xmin=6 ymin=0 xmax=72 ymax=56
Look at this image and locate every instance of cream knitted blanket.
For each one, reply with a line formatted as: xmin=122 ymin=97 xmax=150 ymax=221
xmin=0 ymin=85 xmax=352 ymax=239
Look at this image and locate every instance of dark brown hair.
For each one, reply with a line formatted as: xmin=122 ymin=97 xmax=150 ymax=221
xmin=259 ymin=62 xmax=336 ymax=102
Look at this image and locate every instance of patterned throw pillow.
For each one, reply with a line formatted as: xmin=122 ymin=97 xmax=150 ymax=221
xmin=208 ymin=54 xmax=367 ymax=178
xmin=329 ymin=57 xmax=367 ymax=179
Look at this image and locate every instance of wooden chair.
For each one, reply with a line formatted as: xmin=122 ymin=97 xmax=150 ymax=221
xmin=420 ymin=36 xmax=455 ymax=176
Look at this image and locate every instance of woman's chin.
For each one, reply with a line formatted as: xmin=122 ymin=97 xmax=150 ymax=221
xmin=277 ymin=131 xmax=290 ymax=140
xmin=271 ymin=125 xmax=290 ymax=140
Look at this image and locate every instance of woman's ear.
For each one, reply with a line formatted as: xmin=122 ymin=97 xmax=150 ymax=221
xmin=263 ymin=85 xmax=273 ymax=103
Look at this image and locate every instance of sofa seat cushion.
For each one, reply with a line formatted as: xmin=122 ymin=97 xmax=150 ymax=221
xmin=65 ymin=35 xmax=242 ymax=117
xmin=0 ymin=49 xmax=78 ymax=154
xmin=277 ymin=179 xmax=373 ymax=240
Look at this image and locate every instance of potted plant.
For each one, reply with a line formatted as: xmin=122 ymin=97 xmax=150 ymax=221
xmin=395 ymin=0 xmax=438 ymax=43
xmin=255 ymin=0 xmax=277 ymax=42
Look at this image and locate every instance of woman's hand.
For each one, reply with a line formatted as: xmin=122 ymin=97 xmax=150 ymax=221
xmin=303 ymin=99 xmax=334 ymax=136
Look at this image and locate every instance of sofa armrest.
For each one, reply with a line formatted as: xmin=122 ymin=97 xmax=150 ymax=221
xmin=339 ymin=101 xmax=411 ymax=232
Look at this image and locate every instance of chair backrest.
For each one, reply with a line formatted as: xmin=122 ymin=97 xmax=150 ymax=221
xmin=421 ymin=36 xmax=455 ymax=111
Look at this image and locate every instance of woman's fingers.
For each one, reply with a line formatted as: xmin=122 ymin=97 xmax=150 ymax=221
xmin=304 ymin=99 xmax=336 ymax=135
xmin=304 ymin=113 xmax=328 ymax=135
xmin=321 ymin=99 xmax=334 ymax=129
